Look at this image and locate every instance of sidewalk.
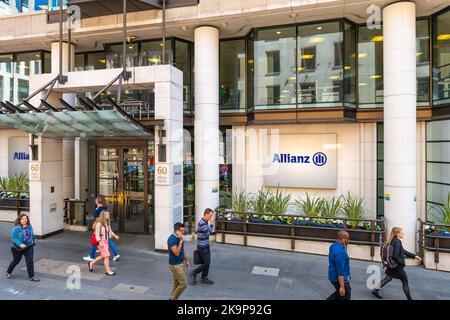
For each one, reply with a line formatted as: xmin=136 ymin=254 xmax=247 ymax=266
xmin=0 ymin=221 xmax=449 ymax=300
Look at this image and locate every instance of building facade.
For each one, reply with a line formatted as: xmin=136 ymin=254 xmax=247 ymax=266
xmin=0 ymin=0 xmax=449 ymax=254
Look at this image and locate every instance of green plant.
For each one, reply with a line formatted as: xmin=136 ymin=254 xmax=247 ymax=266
xmin=342 ymin=192 xmax=366 ymax=229
xmin=265 ymin=186 xmax=291 ymax=215
xmin=293 ymin=193 xmax=324 ymax=217
xmin=231 ymin=189 xmax=253 ymax=214
xmin=432 ymin=192 xmax=450 ymax=232
xmin=0 ymin=172 xmax=29 ymax=199
xmin=251 ymin=187 xmax=271 ymax=213
xmin=321 ymin=196 xmax=343 ymax=218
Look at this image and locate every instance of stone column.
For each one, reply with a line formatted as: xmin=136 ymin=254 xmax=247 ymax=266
xmin=194 ymin=26 xmax=220 ymax=224
xmin=153 ymin=65 xmax=184 ymax=250
xmin=383 ymin=1 xmax=417 ymax=253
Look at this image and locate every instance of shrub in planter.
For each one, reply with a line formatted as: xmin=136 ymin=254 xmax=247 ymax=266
xmin=265 ymin=186 xmax=291 ymax=215
xmin=321 ymin=196 xmax=343 ymax=218
xmin=293 ymin=193 xmax=324 ymax=217
xmin=251 ymin=187 xmax=270 ymax=214
xmin=342 ymin=192 xmax=366 ymax=229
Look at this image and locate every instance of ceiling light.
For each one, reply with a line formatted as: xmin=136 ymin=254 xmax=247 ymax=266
xmin=358 ymin=53 xmax=368 ymax=58
xmin=371 ymin=36 xmax=383 ymax=42
xmin=437 ymin=34 xmax=450 ymax=41
xmin=276 ymin=31 xmax=282 ymax=35
xmin=289 ymin=76 xmax=296 ymax=81
xmin=316 ymin=26 xmax=323 ymax=30
xmin=370 ymin=75 xmax=382 ymax=79
xmin=298 ymin=67 xmax=305 ymax=71
xmin=344 ymin=66 xmax=352 ymax=70
xmin=98 ymin=59 xmax=106 ymax=64
xmin=329 ymin=76 xmax=340 ymax=80
xmin=301 ymin=54 xmax=314 ymax=59
xmin=290 ymin=13 xmax=297 ymax=18
xmin=416 ymin=52 xmax=423 ymax=56
xmin=35 ymin=54 xmax=40 ymax=58
xmin=359 ymin=83 xmax=367 ymax=86
xmin=309 ymin=37 xmax=325 ymax=43
xmin=181 ymin=26 xmax=187 ymax=31
xmin=148 ymin=58 xmax=161 ymax=64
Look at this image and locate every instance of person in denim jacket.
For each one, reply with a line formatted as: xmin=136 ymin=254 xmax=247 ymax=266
xmin=5 ymin=213 xmax=39 ymax=282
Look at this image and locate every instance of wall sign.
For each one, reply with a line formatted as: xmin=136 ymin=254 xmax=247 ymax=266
xmin=263 ymin=133 xmax=337 ymax=189
xmin=173 ymin=164 xmax=182 ymax=184
xmin=155 ymin=164 xmax=170 ymax=185
xmin=8 ymin=137 xmax=30 ymax=176
xmin=29 ymin=162 xmax=40 ymax=181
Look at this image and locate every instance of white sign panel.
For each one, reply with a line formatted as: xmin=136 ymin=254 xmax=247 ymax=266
xmin=29 ymin=162 xmax=41 ymax=181
xmin=8 ymin=137 xmax=30 ymax=176
xmin=263 ymin=133 xmax=337 ymax=189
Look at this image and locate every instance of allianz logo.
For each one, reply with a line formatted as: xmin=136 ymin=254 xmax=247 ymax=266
xmin=272 ymin=152 xmax=327 ymax=166
xmin=13 ymin=152 xmax=30 ymax=160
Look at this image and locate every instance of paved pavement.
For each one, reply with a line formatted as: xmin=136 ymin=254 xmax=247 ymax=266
xmin=0 ymin=222 xmax=449 ymax=300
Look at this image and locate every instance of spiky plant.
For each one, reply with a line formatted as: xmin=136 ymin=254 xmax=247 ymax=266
xmin=231 ymin=189 xmax=253 ymax=215
xmin=321 ymin=196 xmax=343 ymax=218
xmin=342 ymin=192 xmax=366 ymax=229
xmin=293 ymin=193 xmax=324 ymax=217
xmin=265 ymin=186 xmax=291 ymax=215
xmin=252 ymin=187 xmax=271 ymax=213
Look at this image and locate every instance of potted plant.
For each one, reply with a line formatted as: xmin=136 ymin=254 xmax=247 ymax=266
xmin=0 ymin=172 xmax=30 ymax=210
xmin=341 ymin=192 xmax=375 ymax=243
xmin=218 ymin=189 xmax=252 ymax=233
xmin=426 ymin=193 xmax=450 ymax=250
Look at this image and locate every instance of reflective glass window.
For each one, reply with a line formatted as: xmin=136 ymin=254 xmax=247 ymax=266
xmin=174 ymin=40 xmax=191 ymax=112
xmin=432 ymin=9 xmax=450 ymax=106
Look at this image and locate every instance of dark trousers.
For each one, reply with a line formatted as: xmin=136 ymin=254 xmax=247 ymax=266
xmin=193 ymin=245 xmax=211 ymax=279
xmin=327 ymin=281 xmax=351 ymax=300
xmin=7 ymin=246 xmax=35 ymax=278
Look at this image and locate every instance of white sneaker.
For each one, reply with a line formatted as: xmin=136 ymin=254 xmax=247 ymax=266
xmin=112 ymin=254 xmax=120 ymax=262
xmin=83 ymin=256 xmax=94 ymax=262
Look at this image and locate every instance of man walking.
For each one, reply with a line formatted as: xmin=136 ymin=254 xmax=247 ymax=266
xmin=327 ymin=230 xmax=351 ymax=300
xmin=189 ymin=208 xmax=215 ymax=285
xmin=168 ymin=222 xmax=190 ymax=300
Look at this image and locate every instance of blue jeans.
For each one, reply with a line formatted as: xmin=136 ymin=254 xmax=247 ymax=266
xmin=89 ymin=238 xmax=119 ymax=258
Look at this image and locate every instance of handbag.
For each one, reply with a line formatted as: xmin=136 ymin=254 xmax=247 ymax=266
xmin=193 ymin=250 xmax=204 ymax=265
xmin=14 ymin=244 xmax=27 ymax=252
xmin=90 ymin=233 xmax=99 ymax=246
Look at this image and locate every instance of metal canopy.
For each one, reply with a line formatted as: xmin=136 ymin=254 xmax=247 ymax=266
xmin=67 ymin=0 xmax=199 ymax=18
xmin=0 ymin=110 xmax=152 ymax=138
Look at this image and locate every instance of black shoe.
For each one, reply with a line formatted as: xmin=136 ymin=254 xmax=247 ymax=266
xmin=371 ymin=289 xmax=382 ymax=299
xmin=88 ymin=261 xmax=93 ymax=272
xmin=29 ymin=277 xmax=40 ymax=282
xmin=201 ymin=278 xmax=214 ymax=285
xmin=189 ymin=271 xmax=197 ymax=285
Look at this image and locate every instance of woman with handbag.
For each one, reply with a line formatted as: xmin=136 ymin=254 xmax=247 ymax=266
xmin=88 ymin=211 xmax=118 ymax=276
xmin=371 ymin=227 xmax=422 ymax=300
xmin=5 ymin=213 xmax=40 ymax=282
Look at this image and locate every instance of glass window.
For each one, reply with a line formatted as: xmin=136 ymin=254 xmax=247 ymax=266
xmin=358 ymin=26 xmax=383 ymax=108
xmin=174 ymin=40 xmax=191 ymax=112
xmin=43 ymin=52 xmax=51 ymax=73
xmin=140 ymin=40 xmax=172 ymax=66
xmin=254 ymin=26 xmax=296 ymax=109
xmin=106 ymin=43 xmax=138 ymax=69
xmin=219 ymin=128 xmax=232 ymax=208
xmin=426 ymin=120 xmax=450 ymax=223
xmin=75 ymin=53 xmax=85 ymax=71
xmin=247 ymin=32 xmax=254 ymax=112
xmin=417 ymin=19 xmax=430 ymax=106
xmin=432 ymin=9 xmax=450 ymax=106
xmin=86 ymin=52 xmax=106 ymax=70
xmin=13 ymin=52 xmax=42 ymax=103
xmin=344 ymin=22 xmax=356 ymax=106
xmin=377 ymin=123 xmax=384 ymax=217
xmin=298 ymin=22 xmax=343 ymax=108
xmin=220 ymin=39 xmax=246 ymax=113
xmin=0 ymin=54 xmax=13 ymax=102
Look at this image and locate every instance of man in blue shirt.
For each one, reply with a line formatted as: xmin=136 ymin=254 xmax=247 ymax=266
xmin=327 ymin=230 xmax=351 ymax=300
xmin=168 ymin=222 xmax=190 ymax=300
xmin=189 ymin=208 xmax=215 ymax=285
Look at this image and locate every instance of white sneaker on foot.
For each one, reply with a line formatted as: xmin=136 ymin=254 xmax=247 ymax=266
xmin=112 ymin=254 xmax=120 ymax=262
xmin=83 ymin=256 xmax=94 ymax=262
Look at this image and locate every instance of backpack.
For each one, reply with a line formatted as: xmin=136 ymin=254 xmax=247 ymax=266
xmin=380 ymin=243 xmax=398 ymax=269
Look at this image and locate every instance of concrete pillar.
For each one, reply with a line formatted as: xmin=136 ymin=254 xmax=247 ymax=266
xmin=194 ymin=26 xmax=220 ymax=224
xmin=29 ymin=136 xmax=64 ymax=237
xmin=51 ymin=42 xmax=75 ymax=74
xmin=63 ymin=138 xmax=75 ymax=199
xmin=75 ymin=138 xmax=88 ymax=201
xmin=383 ymin=2 xmax=417 ymax=253
xmin=154 ymin=65 xmax=184 ymax=250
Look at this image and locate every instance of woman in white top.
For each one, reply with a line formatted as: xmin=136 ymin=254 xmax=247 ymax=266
xmin=88 ymin=211 xmax=118 ymax=276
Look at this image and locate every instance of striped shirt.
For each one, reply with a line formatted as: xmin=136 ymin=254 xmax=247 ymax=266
xmin=197 ymin=218 xmax=214 ymax=248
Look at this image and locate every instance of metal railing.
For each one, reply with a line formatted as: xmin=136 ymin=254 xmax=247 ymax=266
xmin=215 ymin=209 xmax=385 ymax=257
xmin=0 ymin=190 xmax=30 ymax=216
xmin=418 ymin=219 xmax=450 ymax=263
xmin=63 ymin=198 xmax=88 ymax=226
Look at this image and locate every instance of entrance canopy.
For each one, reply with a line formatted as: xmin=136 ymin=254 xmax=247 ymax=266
xmin=0 ymin=109 xmax=152 ymax=138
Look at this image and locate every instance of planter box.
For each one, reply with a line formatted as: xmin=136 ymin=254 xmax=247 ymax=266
xmin=424 ymin=235 xmax=450 ymax=250
xmin=0 ymin=198 xmax=29 ymax=209
xmin=295 ymin=226 xmax=337 ymax=240
xmin=247 ymin=223 xmax=291 ymax=236
xmin=216 ymin=221 xmax=244 ymax=233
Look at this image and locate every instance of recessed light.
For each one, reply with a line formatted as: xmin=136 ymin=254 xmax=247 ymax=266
xmin=301 ymin=54 xmax=314 ymax=59
xmin=370 ymin=75 xmax=382 ymax=79
xmin=344 ymin=66 xmax=352 ymax=70
xmin=309 ymin=37 xmax=325 ymax=43
xmin=416 ymin=52 xmax=423 ymax=56
xmin=329 ymin=76 xmax=340 ymax=80
xmin=371 ymin=36 xmax=383 ymax=42
xmin=316 ymin=26 xmax=323 ymax=30
xmin=276 ymin=31 xmax=282 ymax=35
xmin=437 ymin=34 xmax=450 ymax=41
xmin=290 ymin=13 xmax=297 ymax=18
xmin=358 ymin=53 xmax=368 ymax=58
xmin=359 ymin=83 xmax=367 ymax=86
xmin=181 ymin=26 xmax=187 ymax=31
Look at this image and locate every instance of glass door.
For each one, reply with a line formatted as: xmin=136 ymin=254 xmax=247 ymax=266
xmin=98 ymin=148 xmax=119 ymax=231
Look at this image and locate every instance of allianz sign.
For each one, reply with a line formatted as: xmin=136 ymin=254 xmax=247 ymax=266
xmin=13 ymin=152 xmax=30 ymax=160
xmin=272 ymin=152 xmax=328 ymax=166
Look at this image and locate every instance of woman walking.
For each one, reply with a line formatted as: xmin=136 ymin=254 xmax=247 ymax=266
xmin=5 ymin=213 xmax=40 ymax=282
xmin=372 ymin=227 xmax=422 ymax=300
xmin=88 ymin=211 xmax=118 ymax=276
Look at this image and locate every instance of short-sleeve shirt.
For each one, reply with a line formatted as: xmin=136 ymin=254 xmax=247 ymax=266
xmin=95 ymin=205 xmax=106 ymax=218
xmin=168 ymin=234 xmax=184 ymax=265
